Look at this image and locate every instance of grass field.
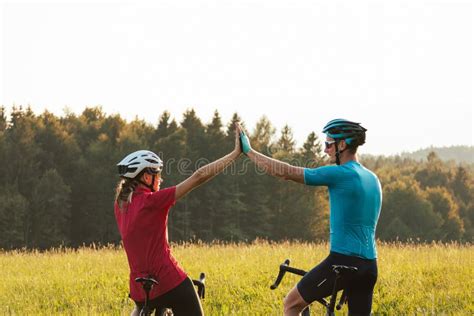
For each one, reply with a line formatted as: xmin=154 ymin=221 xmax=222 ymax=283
xmin=0 ymin=241 xmax=472 ymax=315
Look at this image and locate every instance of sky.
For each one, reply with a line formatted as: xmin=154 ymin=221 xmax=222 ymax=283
xmin=1 ymin=0 xmax=473 ymax=156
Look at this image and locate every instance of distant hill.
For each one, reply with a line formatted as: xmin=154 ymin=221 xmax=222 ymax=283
xmin=361 ymin=146 xmax=473 ymax=164
xmin=397 ymin=145 xmax=474 ymax=164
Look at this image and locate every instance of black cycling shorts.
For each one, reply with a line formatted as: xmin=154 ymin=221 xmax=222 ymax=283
xmin=134 ymin=277 xmax=203 ymax=316
xmin=297 ymin=252 xmax=377 ymax=316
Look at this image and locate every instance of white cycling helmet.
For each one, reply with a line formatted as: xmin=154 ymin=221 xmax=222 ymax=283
xmin=117 ymin=150 xmax=163 ymax=179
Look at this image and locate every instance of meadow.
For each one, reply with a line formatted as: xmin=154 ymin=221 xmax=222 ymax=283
xmin=0 ymin=242 xmax=472 ymax=315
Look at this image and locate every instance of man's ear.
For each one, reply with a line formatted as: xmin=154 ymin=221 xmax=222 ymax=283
xmin=338 ymin=139 xmax=347 ymax=151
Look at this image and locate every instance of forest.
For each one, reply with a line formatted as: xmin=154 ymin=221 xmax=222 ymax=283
xmin=0 ymin=106 xmax=472 ymax=249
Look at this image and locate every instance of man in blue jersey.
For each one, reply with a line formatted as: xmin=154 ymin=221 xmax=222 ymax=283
xmin=238 ymin=119 xmax=382 ymax=316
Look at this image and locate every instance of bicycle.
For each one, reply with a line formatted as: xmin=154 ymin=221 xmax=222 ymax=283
xmin=135 ymin=273 xmax=206 ymax=316
xmin=270 ymin=259 xmax=357 ymax=316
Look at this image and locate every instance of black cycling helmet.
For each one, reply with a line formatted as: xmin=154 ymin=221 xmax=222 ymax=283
xmin=322 ymin=119 xmax=367 ymax=165
xmin=322 ymin=118 xmax=367 ymax=145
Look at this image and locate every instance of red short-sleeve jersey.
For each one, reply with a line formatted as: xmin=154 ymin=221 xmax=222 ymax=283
xmin=114 ymin=186 xmax=187 ymax=302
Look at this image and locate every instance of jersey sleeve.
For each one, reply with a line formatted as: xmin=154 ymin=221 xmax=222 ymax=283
xmin=304 ymin=165 xmax=341 ymax=186
xmin=146 ymin=186 xmax=176 ymax=212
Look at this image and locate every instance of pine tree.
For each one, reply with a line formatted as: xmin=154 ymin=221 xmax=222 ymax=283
xmin=269 ymin=125 xmax=299 ymax=240
xmin=298 ymin=131 xmax=324 ymax=168
xmin=293 ymin=131 xmax=328 ymax=241
xmin=30 ymin=169 xmax=72 ymax=248
xmin=250 ymin=116 xmax=276 ymax=154
xmin=0 ymin=186 xmax=28 ymax=249
xmin=211 ymin=113 xmax=247 ymax=240
xmin=0 ymin=106 xmax=7 ymax=132
xmin=175 ymin=109 xmax=207 ymax=240
xmin=198 ymin=111 xmax=227 ymax=240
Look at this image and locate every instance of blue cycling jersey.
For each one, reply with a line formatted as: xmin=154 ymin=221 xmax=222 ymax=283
xmin=304 ymin=160 xmax=382 ymax=259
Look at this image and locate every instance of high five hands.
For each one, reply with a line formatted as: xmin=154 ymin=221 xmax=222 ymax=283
xmin=236 ymin=123 xmax=252 ymax=155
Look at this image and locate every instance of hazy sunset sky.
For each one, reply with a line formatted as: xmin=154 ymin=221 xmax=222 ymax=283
xmin=1 ymin=0 xmax=472 ymax=155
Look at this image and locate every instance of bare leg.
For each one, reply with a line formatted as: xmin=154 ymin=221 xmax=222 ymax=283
xmin=283 ymin=286 xmax=309 ymax=316
xmin=130 ymin=306 xmax=139 ymax=316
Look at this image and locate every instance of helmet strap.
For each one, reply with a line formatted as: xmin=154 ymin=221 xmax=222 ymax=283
xmin=334 ymin=140 xmax=341 ymax=166
xmin=335 ymin=140 xmax=348 ymax=166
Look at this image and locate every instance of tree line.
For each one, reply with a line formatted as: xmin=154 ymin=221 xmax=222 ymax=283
xmin=0 ymin=106 xmax=472 ymax=249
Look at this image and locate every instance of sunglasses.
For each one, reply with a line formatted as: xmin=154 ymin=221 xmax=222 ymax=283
xmin=325 ymin=140 xmax=336 ymax=149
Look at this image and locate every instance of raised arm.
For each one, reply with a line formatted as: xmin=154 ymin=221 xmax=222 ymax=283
xmin=237 ymin=123 xmax=305 ymax=184
xmin=175 ymin=124 xmax=241 ymax=201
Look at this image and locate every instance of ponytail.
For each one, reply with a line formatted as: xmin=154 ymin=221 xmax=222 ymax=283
xmin=115 ymin=178 xmax=140 ymax=211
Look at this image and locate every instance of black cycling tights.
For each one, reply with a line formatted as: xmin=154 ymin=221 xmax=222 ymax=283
xmin=297 ymin=252 xmax=378 ymax=316
xmin=135 ymin=277 xmax=204 ymax=316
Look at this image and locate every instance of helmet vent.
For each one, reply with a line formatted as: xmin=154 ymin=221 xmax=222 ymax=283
xmin=118 ymin=165 xmax=128 ymax=175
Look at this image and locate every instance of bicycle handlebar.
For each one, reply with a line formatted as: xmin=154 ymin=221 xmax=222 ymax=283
xmin=270 ymin=259 xmax=330 ymax=308
xmin=192 ymin=272 xmax=206 ymax=299
xmin=270 ymin=259 xmax=307 ymax=290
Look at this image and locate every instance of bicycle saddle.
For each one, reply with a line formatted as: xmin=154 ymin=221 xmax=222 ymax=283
xmin=331 ymin=265 xmax=358 ymax=275
xmin=135 ymin=277 xmax=159 ymax=286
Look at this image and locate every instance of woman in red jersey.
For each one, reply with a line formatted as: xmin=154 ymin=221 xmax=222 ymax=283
xmin=114 ymin=125 xmax=241 ymax=315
